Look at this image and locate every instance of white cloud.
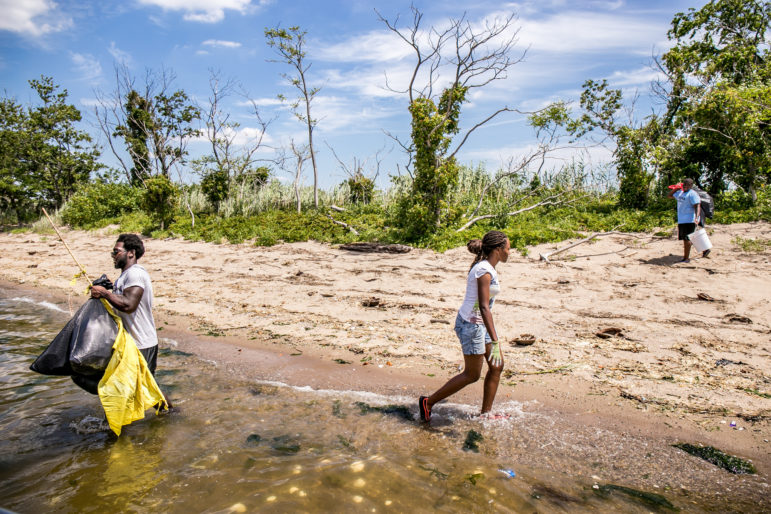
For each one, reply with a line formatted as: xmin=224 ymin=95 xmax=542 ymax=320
xmin=0 ymin=0 xmax=72 ymax=36
xmin=202 ymin=39 xmax=242 ymax=48
xmin=320 ymin=66 xmax=404 ymax=99
xmin=137 ymin=0 xmax=268 ymax=23
xmin=518 ymin=11 xmax=664 ymax=54
xmin=79 ymin=98 xmax=102 ymax=107
xmin=314 ymin=30 xmax=414 ymax=63
xmin=238 ymin=97 xmax=284 ymax=107
xmin=108 ymin=42 xmax=133 ymax=66
xmin=461 ymin=141 xmax=614 ymax=172
xmin=70 ymin=52 xmax=102 ymax=81
xmin=311 ymin=95 xmax=396 ymax=133
xmin=606 ymin=66 xmax=665 ymax=87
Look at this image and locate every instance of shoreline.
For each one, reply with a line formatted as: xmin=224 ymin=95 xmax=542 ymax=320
xmin=2 ymin=224 xmax=770 ymax=490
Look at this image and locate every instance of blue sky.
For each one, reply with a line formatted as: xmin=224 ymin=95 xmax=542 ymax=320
xmin=0 ymin=0 xmax=708 ymax=188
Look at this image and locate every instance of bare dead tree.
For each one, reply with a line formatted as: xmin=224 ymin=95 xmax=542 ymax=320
xmin=325 ymin=142 xmax=384 ymax=184
xmin=276 ymin=139 xmax=310 ymax=214
xmin=199 ymin=69 xmax=273 ymax=181
xmin=377 ymin=6 xmax=528 ymax=174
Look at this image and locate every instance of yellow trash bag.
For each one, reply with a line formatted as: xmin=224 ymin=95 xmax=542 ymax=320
xmin=97 ymin=299 xmax=168 ymax=435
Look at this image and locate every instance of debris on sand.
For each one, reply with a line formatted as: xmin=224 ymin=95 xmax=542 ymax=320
xmin=354 ymin=401 xmax=413 ymax=421
xmin=673 ymin=443 xmax=756 ymax=474
xmin=340 ymin=242 xmax=412 ymax=254
xmin=595 ymin=327 xmax=625 ymax=339
xmin=361 ymin=297 xmax=381 ymax=307
xmin=725 ymin=313 xmax=752 ymax=324
xmin=513 ymin=334 xmax=536 ymax=346
xmin=593 ymin=484 xmax=678 ymax=511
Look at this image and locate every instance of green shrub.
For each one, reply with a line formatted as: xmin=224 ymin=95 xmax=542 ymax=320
xmin=345 ymin=174 xmax=376 ymax=204
xmin=200 ymin=170 xmax=229 ymax=211
xmin=142 ymin=175 xmax=179 ymax=229
xmin=61 ymin=182 xmax=142 ymax=228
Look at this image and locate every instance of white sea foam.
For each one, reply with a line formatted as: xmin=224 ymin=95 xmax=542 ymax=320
xmin=11 ymin=297 xmax=68 ymax=313
xmin=252 ymin=378 xmax=532 ymax=419
xmin=69 ymin=415 xmax=110 ymax=434
xmin=161 ymin=338 xmax=179 ymax=347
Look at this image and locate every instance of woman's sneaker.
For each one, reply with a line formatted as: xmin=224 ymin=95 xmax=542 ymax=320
xmin=419 ymin=396 xmax=431 ymax=422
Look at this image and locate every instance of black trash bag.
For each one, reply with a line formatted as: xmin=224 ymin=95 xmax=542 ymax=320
xmin=92 ymin=274 xmax=114 ymax=290
xmin=30 ymin=298 xmax=117 ymax=377
xmin=71 ymin=373 xmax=103 ymax=395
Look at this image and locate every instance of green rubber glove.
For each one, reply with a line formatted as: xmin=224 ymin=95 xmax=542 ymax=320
xmin=489 ymin=340 xmax=502 ymax=367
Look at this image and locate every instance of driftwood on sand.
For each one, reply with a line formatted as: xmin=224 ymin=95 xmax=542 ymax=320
xmin=339 ymin=242 xmax=412 ymax=254
xmin=539 ymin=225 xmax=627 ymax=262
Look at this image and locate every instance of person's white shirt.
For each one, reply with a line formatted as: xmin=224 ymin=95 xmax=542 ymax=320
xmin=113 ymin=264 xmax=158 ymax=349
xmin=458 ymin=260 xmax=500 ymax=324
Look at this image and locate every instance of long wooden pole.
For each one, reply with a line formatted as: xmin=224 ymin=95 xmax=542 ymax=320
xmin=41 ymin=208 xmax=93 ymax=285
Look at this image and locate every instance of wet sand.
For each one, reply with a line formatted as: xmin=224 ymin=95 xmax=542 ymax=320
xmin=1 ymin=222 xmax=770 ymax=505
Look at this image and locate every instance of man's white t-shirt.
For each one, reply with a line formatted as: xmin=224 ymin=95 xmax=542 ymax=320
xmin=114 ymin=264 xmax=158 ymax=349
xmin=458 ymin=260 xmax=501 ymax=324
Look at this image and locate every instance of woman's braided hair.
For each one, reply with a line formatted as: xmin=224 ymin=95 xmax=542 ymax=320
xmin=467 ymin=230 xmax=508 ymax=271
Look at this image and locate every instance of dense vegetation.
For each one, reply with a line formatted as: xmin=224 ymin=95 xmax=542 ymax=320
xmin=2 ymin=1 xmax=770 ymax=251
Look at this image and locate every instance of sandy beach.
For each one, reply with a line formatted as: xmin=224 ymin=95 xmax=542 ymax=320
xmin=2 ymin=222 xmax=770 ymax=483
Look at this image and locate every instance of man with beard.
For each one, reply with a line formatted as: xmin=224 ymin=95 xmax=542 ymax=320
xmin=89 ymin=234 xmax=165 ymax=389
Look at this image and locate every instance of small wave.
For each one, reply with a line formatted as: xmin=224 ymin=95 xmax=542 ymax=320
xmin=11 ymin=297 xmax=68 ymax=313
xmin=69 ymin=415 xmax=111 ymax=434
xmin=161 ymin=337 xmax=179 ymax=347
xmin=252 ymin=379 xmax=530 ymax=416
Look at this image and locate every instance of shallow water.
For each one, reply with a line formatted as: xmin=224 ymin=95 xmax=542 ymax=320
xmin=0 ymin=289 xmax=760 ymax=512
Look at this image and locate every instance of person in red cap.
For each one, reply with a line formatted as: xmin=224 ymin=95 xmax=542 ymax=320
xmin=667 ymin=178 xmax=702 ymax=263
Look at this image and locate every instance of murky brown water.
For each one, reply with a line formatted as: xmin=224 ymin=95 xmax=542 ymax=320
xmin=0 ymin=289 xmax=765 ymax=513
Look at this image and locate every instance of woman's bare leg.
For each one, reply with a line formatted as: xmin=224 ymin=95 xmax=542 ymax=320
xmin=481 ymin=342 xmax=504 ymax=414
xmin=426 ymin=354 xmax=484 ymax=409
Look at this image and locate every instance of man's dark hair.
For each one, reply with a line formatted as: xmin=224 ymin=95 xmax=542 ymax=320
xmin=117 ymin=233 xmax=145 ymax=259
xmin=683 ymin=178 xmax=694 ymax=187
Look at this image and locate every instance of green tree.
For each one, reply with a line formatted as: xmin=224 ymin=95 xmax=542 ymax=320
xmin=116 ymin=90 xmax=153 ymax=185
xmin=265 ymin=26 xmax=321 ymax=208
xmin=0 ymin=76 xmax=100 ymax=221
xmin=97 ymin=67 xmax=201 ymax=183
xmin=0 ymin=97 xmax=29 ymax=219
xmin=661 ymin=0 xmax=771 ymax=200
xmin=574 ymin=79 xmax=659 ymax=208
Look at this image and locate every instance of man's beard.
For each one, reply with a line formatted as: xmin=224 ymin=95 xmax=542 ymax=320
xmin=114 ymin=256 xmax=126 ymax=269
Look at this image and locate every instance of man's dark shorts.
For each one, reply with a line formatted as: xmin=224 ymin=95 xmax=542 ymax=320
xmin=139 ymin=345 xmax=158 ymax=375
xmin=678 ymin=223 xmax=697 ymax=241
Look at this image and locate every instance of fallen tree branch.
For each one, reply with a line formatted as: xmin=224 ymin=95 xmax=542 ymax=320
xmin=539 ymin=224 xmax=625 ymax=262
xmin=456 ymin=193 xmax=586 ymax=232
xmin=326 ymin=214 xmax=359 ymax=235
xmin=340 ymin=242 xmax=411 ymax=254
xmin=330 ymin=204 xmax=346 ymax=212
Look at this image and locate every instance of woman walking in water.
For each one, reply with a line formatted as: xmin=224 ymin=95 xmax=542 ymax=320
xmin=419 ymin=230 xmax=509 ymax=422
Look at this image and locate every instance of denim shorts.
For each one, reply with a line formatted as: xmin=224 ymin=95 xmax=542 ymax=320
xmin=454 ymin=313 xmax=491 ymax=355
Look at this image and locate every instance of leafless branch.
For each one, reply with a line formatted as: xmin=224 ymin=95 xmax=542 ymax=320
xmin=457 ymin=192 xmax=586 ymax=232
xmin=539 ymin=224 xmax=625 ymax=262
